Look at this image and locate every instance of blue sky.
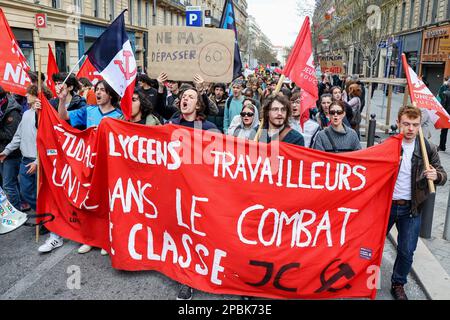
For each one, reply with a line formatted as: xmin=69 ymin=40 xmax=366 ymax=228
xmin=247 ymin=0 xmax=306 ymax=47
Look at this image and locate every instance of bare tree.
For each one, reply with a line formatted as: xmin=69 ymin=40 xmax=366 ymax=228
xmin=283 ymin=45 xmax=294 ymax=63
xmin=349 ymin=1 xmax=391 ymax=77
xmin=253 ymin=44 xmax=279 ymax=66
xmin=314 ymin=0 xmax=391 ymax=77
xmin=297 ymin=0 xmax=317 ymax=18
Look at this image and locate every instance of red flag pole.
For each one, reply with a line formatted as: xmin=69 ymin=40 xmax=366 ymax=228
xmin=402 ymin=54 xmax=435 ymax=194
xmin=415 ymin=108 xmax=436 ymax=194
xmin=61 ymin=55 xmax=85 ymax=87
xmin=36 ymin=30 xmax=42 ymax=243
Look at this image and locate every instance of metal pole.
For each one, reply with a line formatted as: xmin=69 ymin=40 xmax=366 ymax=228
xmin=153 ymin=0 xmax=157 ymax=26
xmin=366 ymin=114 xmax=376 ymax=147
xmin=444 ymin=188 xmax=450 ymax=240
xmin=385 ymin=83 xmax=393 ymax=134
xmin=417 ymin=124 xmax=436 ymax=238
xmin=381 ymin=46 xmax=391 ymax=119
xmin=364 ymin=80 xmax=373 ymax=139
xmin=420 ymin=193 xmax=436 ymax=239
xmin=61 ymin=55 xmax=85 ymax=87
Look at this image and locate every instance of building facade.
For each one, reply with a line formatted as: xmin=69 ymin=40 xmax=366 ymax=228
xmin=246 ymin=14 xmax=275 ymax=68
xmin=1 ymin=0 xmax=248 ymax=76
xmin=313 ymin=0 xmax=450 ymax=94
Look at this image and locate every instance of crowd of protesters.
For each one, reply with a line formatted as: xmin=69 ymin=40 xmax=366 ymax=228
xmin=0 ymin=66 xmax=448 ymax=301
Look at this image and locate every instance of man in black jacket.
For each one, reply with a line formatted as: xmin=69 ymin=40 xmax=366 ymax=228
xmin=207 ymin=83 xmax=228 ymax=133
xmin=388 ymin=106 xmax=447 ymax=300
xmin=49 ymin=73 xmax=87 ymax=130
xmin=0 ymin=86 xmax=22 ymax=209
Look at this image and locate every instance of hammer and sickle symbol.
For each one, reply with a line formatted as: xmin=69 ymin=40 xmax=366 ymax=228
xmin=315 ymin=259 xmax=356 ymax=293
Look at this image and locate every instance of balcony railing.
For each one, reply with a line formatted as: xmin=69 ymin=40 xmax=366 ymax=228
xmin=159 ymin=0 xmax=186 ymax=11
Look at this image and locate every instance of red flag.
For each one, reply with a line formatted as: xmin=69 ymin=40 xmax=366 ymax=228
xmin=402 ymin=54 xmax=450 ymax=128
xmin=46 ymin=44 xmax=59 ymax=97
xmin=282 ymin=17 xmax=319 ymax=128
xmin=0 ymin=8 xmax=31 ymax=95
xmin=84 ymin=11 xmax=136 ymax=120
xmin=77 ymin=58 xmax=103 ymax=85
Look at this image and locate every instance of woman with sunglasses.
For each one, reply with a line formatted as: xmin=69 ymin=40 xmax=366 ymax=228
xmin=228 ymin=100 xmax=260 ymax=140
xmin=313 ymin=101 xmax=361 ymax=153
xmin=330 ymin=86 xmax=353 ymax=126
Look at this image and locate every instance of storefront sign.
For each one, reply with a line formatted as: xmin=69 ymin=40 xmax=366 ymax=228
xmin=440 ymin=39 xmax=450 ymax=53
xmin=426 ymin=28 xmax=448 ymax=38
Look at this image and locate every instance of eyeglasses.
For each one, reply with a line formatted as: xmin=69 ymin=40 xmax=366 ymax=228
xmin=269 ymin=107 xmax=287 ymax=113
xmin=292 ymin=100 xmax=301 ymax=105
xmin=329 ymin=110 xmax=344 ymax=116
xmin=240 ymin=112 xmax=254 ymax=117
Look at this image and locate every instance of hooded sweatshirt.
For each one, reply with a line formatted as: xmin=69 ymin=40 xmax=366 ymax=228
xmin=228 ymin=106 xmax=260 ymax=140
xmin=0 ymin=95 xmax=22 ymax=159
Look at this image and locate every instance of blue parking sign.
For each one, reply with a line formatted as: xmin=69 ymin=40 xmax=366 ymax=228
xmin=186 ymin=6 xmax=202 ymax=27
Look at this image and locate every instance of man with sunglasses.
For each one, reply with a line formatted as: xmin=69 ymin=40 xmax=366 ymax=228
xmin=258 ymin=94 xmax=304 ymax=146
xmin=313 ymin=101 xmax=361 ymax=153
xmin=386 ymin=105 xmax=446 ymax=300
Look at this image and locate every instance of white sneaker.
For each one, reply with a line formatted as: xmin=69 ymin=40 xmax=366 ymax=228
xmin=100 ymin=249 xmax=108 ymax=256
xmin=77 ymin=244 xmax=92 ymax=254
xmin=38 ymin=236 xmax=63 ymax=253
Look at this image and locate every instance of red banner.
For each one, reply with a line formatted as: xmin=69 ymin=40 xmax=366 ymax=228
xmin=37 ymin=95 xmax=402 ymax=299
xmin=0 ymin=8 xmax=31 ymax=95
xmin=402 ymin=53 xmax=450 ymax=128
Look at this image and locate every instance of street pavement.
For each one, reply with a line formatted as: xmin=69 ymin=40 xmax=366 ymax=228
xmin=0 ymin=223 xmax=426 ymax=300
